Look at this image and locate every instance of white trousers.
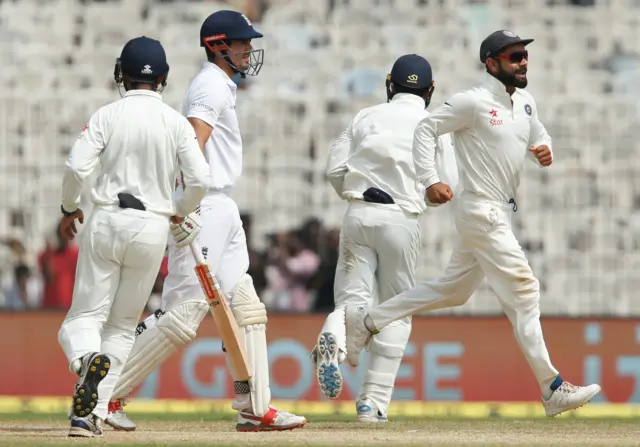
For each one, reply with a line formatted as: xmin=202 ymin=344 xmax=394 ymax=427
xmin=368 ymin=191 xmax=559 ymax=393
xmin=162 ymin=192 xmax=249 ymax=310
xmin=58 ymin=206 xmax=168 ymax=419
xmin=321 ymin=201 xmax=421 ymax=412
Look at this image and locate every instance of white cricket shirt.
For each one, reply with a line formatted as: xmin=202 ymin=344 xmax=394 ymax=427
xmin=61 ymin=90 xmax=210 ymax=218
xmin=326 ymin=93 xmax=456 ymax=214
xmin=182 ymin=62 xmax=242 ymax=194
xmin=414 ymin=72 xmax=552 ymax=203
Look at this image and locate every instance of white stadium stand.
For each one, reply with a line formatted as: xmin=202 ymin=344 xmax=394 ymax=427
xmin=1 ymin=0 xmax=639 ymax=315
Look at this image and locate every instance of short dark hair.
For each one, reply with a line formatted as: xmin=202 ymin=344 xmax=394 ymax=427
xmin=393 ymin=82 xmax=429 ymax=98
xmin=205 ymin=48 xmax=216 ymax=63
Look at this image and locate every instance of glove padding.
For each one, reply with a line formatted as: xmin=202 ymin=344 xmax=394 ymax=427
xmin=170 ymin=213 xmax=202 ymax=248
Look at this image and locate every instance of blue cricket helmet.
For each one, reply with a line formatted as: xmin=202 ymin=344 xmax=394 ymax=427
xmin=199 ymin=10 xmax=264 ymax=77
xmin=114 ymin=36 xmax=169 ymax=91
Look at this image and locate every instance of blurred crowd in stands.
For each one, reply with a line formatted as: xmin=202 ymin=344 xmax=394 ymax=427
xmin=0 ymin=216 xmax=339 ymax=314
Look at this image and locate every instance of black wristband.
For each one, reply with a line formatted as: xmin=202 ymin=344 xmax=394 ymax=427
xmin=61 ymin=205 xmax=76 ymax=217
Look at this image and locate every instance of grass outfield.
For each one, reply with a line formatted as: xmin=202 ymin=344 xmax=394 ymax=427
xmin=1 ymin=413 xmax=640 ymax=446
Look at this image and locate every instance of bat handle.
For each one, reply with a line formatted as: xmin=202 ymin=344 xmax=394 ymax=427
xmin=189 ymin=240 xmax=205 ymax=265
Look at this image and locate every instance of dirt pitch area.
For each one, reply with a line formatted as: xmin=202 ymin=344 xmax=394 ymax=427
xmin=1 ymin=417 xmax=640 ymax=447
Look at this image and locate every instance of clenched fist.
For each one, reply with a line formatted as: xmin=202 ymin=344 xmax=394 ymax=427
xmin=426 ymin=182 xmax=453 ymax=205
xmin=529 ymin=145 xmax=552 ymax=166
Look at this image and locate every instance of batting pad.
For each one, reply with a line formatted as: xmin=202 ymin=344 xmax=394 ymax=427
xmin=360 ymin=317 xmax=412 ymax=413
xmin=111 ymin=301 xmax=209 ymax=400
xmin=230 ymin=274 xmax=270 ymax=417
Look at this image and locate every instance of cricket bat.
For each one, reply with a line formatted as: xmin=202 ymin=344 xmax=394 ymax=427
xmin=189 ymin=240 xmax=252 ymax=382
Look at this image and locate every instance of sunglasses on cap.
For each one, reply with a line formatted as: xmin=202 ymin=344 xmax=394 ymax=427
xmin=494 ymin=50 xmax=528 ymax=63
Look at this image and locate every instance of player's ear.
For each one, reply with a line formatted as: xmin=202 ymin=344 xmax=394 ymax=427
xmin=113 ymin=58 xmax=123 ymax=85
xmin=486 ymin=59 xmax=499 ymax=74
xmin=385 ymin=74 xmax=393 ymax=102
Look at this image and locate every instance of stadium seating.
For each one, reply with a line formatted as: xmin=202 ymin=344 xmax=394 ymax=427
xmin=1 ymin=0 xmax=639 ymax=315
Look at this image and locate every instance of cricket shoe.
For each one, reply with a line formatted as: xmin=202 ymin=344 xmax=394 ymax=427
xmin=542 ymin=381 xmax=601 ymax=417
xmin=345 ymin=305 xmax=378 ymax=367
xmin=68 ymin=414 xmax=104 ymax=438
xmin=313 ymin=332 xmax=346 ymax=399
xmin=356 ymin=399 xmax=388 ymax=423
xmin=105 ymin=399 xmax=137 ymax=431
xmin=71 ymin=352 xmax=111 ymax=418
xmin=236 ymin=406 xmax=307 ymax=432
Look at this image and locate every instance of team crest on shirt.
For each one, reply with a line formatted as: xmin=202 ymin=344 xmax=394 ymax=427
xmin=524 ymin=104 xmax=532 ymax=116
xmin=489 ymin=109 xmax=503 ymax=127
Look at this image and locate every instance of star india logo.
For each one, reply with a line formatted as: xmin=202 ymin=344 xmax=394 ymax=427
xmin=407 ymin=74 xmax=418 ymax=84
xmin=141 ymin=65 xmax=153 ymax=75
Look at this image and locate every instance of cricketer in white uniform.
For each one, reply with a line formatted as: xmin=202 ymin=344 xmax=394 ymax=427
xmin=106 ymin=11 xmax=306 ymax=432
xmin=58 ymin=36 xmax=210 ymax=438
xmin=345 ymin=30 xmax=601 ymax=417
xmin=312 ymin=54 xmax=458 ymax=422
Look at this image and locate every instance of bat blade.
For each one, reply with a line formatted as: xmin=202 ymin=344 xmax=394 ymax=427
xmin=193 ymin=259 xmax=252 ymax=382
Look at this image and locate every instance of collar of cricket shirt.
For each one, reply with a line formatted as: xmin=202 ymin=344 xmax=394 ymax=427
xmin=124 ymin=90 xmax=162 ymax=100
xmin=391 ymin=93 xmax=427 ymax=108
xmin=203 ymin=61 xmax=238 ymax=91
xmin=482 ymin=72 xmax=513 ymax=100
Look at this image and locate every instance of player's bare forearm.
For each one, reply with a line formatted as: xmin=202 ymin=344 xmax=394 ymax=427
xmin=188 ymin=117 xmax=214 ymax=152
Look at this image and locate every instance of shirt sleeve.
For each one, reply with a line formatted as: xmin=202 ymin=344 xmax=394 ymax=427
xmin=60 ymin=109 xmax=107 ymax=212
xmin=527 ymin=98 xmax=553 ymax=167
xmin=186 ymin=83 xmax=230 ymax=129
xmin=174 ymin=120 xmax=211 ymax=217
xmin=325 ymin=120 xmax=354 ymax=198
xmin=413 ymin=91 xmax=476 ymax=189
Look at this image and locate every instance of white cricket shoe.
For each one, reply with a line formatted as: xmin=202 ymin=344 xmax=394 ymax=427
xmin=68 ymin=414 xmax=103 ymax=438
xmin=542 ymin=381 xmax=601 ymax=416
xmin=345 ymin=305 xmax=377 ymax=367
xmin=313 ymin=332 xmax=346 ymax=399
xmin=105 ymin=399 xmax=137 ymax=431
xmin=236 ymin=406 xmax=307 ymax=432
xmin=356 ymin=399 xmax=388 ymax=423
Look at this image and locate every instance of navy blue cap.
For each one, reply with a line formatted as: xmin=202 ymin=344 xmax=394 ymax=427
xmin=480 ymin=30 xmax=533 ymax=63
xmin=389 ymin=54 xmax=433 ymax=89
xmin=120 ymin=36 xmax=169 ymax=81
xmin=200 ymin=10 xmax=263 ymax=47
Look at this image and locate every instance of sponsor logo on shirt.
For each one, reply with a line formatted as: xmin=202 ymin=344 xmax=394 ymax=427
xmin=489 ymin=108 xmax=503 ymax=127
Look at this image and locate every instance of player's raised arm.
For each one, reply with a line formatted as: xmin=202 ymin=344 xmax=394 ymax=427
xmin=174 ymin=123 xmax=210 ymax=217
xmin=325 ymin=121 xmax=354 ymax=198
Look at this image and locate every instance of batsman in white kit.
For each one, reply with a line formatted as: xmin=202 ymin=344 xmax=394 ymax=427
xmin=105 ymin=10 xmax=306 ymax=432
xmin=312 ymin=54 xmax=458 ymax=422
xmin=345 ymin=30 xmax=601 ymax=417
xmin=57 ymin=36 xmax=210 ymax=438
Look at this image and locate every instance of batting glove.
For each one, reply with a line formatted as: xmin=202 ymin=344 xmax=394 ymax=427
xmin=170 ymin=212 xmax=202 ymax=248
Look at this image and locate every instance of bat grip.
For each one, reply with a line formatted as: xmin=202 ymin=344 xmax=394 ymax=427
xmin=189 ymin=240 xmax=205 ymax=264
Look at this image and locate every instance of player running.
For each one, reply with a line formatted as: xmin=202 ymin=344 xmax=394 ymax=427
xmin=311 ymin=54 xmax=458 ymax=422
xmin=105 ymin=10 xmax=306 ymax=432
xmin=58 ymin=36 xmax=210 ymax=438
xmin=344 ymin=30 xmax=601 ymax=417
